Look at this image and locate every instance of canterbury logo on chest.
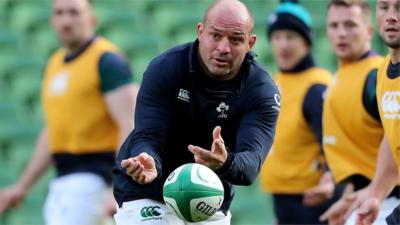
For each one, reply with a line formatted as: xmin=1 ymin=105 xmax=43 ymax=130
xmin=381 ymin=91 xmax=400 ymax=119
xmin=176 ymin=86 xmax=233 ymax=120
xmin=48 ymin=71 xmax=70 ymax=96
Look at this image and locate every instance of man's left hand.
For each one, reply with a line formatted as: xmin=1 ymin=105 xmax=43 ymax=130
xmin=303 ymin=171 xmax=335 ymax=207
xmin=188 ymin=126 xmax=227 ymax=171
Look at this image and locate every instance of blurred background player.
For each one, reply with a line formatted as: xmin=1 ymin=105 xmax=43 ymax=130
xmin=320 ymin=0 xmax=400 ymax=224
xmin=0 ymin=0 xmax=138 ymax=224
xmin=112 ymin=0 xmax=280 ymax=224
xmin=356 ymin=0 xmax=400 ymax=223
xmin=259 ymin=1 xmax=341 ymax=224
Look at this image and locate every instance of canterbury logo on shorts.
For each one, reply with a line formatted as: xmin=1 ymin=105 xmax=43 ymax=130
xmin=381 ymin=91 xmax=400 ymax=119
xmin=140 ymin=206 xmax=162 ymax=221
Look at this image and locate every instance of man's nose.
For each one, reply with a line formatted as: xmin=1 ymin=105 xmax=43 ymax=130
xmin=216 ymin=37 xmax=231 ymax=54
xmin=386 ymin=9 xmax=399 ymax=24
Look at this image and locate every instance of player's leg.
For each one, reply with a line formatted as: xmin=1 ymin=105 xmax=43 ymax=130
xmin=44 ymin=173 xmax=108 ymax=225
xmin=114 ymin=199 xmax=185 ymax=225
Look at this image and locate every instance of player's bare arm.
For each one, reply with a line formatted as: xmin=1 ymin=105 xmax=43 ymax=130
xmin=356 ymin=136 xmax=400 ymax=225
xmin=0 ymin=129 xmax=51 ymax=213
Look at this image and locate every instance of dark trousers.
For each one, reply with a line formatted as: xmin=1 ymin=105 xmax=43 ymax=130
xmin=272 ymin=190 xmax=343 ymax=225
xmin=386 ymin=204 xmax=400 ymax=225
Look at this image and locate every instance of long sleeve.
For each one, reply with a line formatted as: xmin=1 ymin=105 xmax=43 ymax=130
xmin=216 ymin=84 xmax=280 ymax=185
xmin=117 ymin=56 xmax=180 ymax=178
xmin=302 ymin=84 xmax=327 ymax=145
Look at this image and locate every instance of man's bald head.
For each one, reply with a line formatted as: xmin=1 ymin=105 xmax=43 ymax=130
xmin=197 ymin=0 xmax=257 ymax=81
xmin=203 ymin=0 xmax=254 ymax=33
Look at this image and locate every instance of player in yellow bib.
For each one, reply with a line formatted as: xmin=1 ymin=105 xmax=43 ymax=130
xmin=320 ymin=0 xmax=400 ymax=224
xmin=259 ymin=1 xmax=341 ymax=224
xmin=0 ymin=0 xmax=138 ymax=225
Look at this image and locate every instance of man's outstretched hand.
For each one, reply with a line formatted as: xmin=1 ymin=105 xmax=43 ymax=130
xmin=188 ymin=126 xmax=227 ymax=171
xmin=121 ymin=152 xmax=157 ymax=185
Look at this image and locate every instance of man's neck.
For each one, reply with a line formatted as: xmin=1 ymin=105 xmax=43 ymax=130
xmin=389 ymin=48 xmax=400 ymax=64
xmin=64 ymin=35 xmax=93 ymax=55
xmin=339 ymin=50 xmax=371 ymax=66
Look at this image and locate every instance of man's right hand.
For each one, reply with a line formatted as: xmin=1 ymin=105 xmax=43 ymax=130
xmin=354 ymin=187 xmax=383 ymax=225
xmin=319 ymin=193 xmax=357 ymax=225
xmin=303 ymin=171 xmax=335 ymax=207
xmin=121 ymin=152 xmax=157 ymax=185
xmin=355 ymin=196 xmax=381 ymax=225
xmin=319 ymin=183 xmax=356 ymax=225
xmin=0 ymin=184 xmax=27 ymax=213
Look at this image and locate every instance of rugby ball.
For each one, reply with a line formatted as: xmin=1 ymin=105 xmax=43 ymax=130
xmin=163 ymin=163 xmax=224 ymax=222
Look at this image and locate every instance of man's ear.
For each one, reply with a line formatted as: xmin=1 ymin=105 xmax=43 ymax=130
xmin=197 ymin=23 xmax=204 ymax=40
xmin=248 ymin=34 xmax=257 ymax=50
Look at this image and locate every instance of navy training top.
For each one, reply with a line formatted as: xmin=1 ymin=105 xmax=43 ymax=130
xmin=113 ymin=40 xmax=280 ymax=212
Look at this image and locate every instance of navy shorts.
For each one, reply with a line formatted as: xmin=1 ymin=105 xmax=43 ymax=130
xmin=386 ymin=204 xmax=400 ymax=225
xmin=272 ymin=186 xmax=344 ymax=225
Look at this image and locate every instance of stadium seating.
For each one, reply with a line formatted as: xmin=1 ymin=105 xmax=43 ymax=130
xmin=9 ymin=2 xmax=50 ymax=35
xmin=0 ymin=30 xmax=21 ymax=56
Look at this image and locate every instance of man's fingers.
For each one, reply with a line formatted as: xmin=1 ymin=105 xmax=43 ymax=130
xmin=121 ymin=158 xmax=139 ymax=168
xmin=356 ymin=213 xmax=374 ymax=225
xmin=331 ymin=216 xmax=346 ymax=225
xmin=213 ymin=139 xmax=226 ymax=154
xmin=121 ymin=159 xmax=131 ymax=168
xmin=121 ymin=154 xmax=157 ymax=185
xmin=303 ymin=189 xmax=318 ymax=203
xmin=138 ymin=171 xmax=157 ymax=185
xmin=132 ymin=165 xmax=144 ymax=178
xmin=320 ymin=204 xmax=339 ymax=221
xmin=303 ymin=196 xmax=317 ymax=206
xmin=358 ymin=206 xmax=370 ymax=216
xmin=303 ymin=193 xmax=323 ymax=207
xmin=319 ymin=210 xmax=329 ymax=221
xmin=344 ymin=194 xmax=356 ymax=201
xmin=137 ymin=152 xmax=150 ymax=163
xmin=344 ymin=205 xmax=357 ymax=220
xmin=356 ymin=205 xmax=378 ymax=225
xmin=126 ymin=163 xmax=139 ymax=176
xmin=343 ymin=194 xmax=359 ymax=219
xmin=212 ymin=126 xmax=223 ymax=141
xmin=304 ymin=186 xmax=322 ymax=196
xmin=125 ymin=160 xmax=142 ymax=178
xmin=188 ymin=145 xmax=212 ymax=161
xmin=138 ymin=173 xmax=146 ymax=185
xmin=355 ymin=214 xmax=365 ymax=225
xmin=194 ymin=155 xmax=207 ymax=165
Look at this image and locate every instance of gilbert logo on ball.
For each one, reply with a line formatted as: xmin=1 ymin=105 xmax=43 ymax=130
xmin=163 ymin=163 xmax=224 ymax=222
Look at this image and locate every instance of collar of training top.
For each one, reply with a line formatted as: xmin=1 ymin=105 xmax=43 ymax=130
xmin=64 ymin=35 xmax=97 ymax=63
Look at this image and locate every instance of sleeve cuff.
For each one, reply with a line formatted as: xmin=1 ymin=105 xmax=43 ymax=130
xmin=153 ymin=155 xmax=163 ymax=180
xmin=215 ymin=152 xmax=233 ymax=177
